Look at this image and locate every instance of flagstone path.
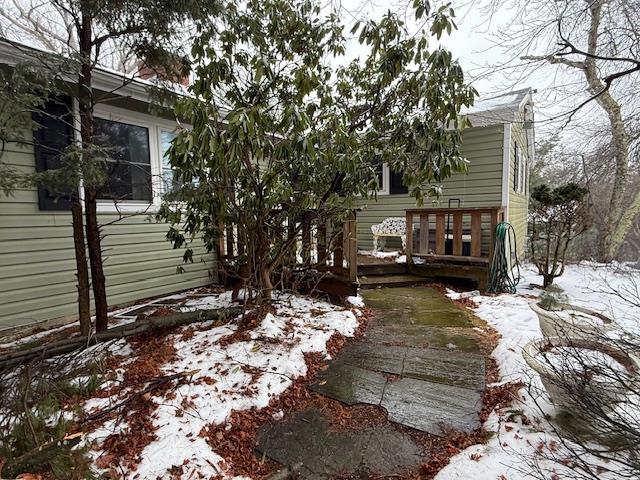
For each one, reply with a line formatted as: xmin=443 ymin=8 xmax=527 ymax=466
xmin=256 ymin=286 xmax=486 ymax=479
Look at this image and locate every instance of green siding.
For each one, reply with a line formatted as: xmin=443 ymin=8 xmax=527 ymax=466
xmin=357 ymin=124 xmax=506 ymax=250
xmin=0 ymin=140 xmax=215 ymax=331
xmin=507 ymin=113 xmax=531 ymax=259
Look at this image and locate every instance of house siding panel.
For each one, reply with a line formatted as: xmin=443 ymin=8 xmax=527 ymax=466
xmin=357 ymin=124 xmax=506 ymax=250
xmin=0 ymin=141 xmax=216 ymax=331
xmin=507 ymin=112 xmax=531 ymax=259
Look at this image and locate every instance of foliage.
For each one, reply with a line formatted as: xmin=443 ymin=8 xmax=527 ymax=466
xmin=0 ymin=361 xmax=104 ymax=479
xmin=158 ymin=0 xmax=476 ymax=300
xmin=529 ymin=182 xmax=589 ymax=287
xmin=537 ymin=286 xmax=569 ymax=310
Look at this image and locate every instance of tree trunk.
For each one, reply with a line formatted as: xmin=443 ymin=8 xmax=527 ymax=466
xmin=78 ymin=3 xmax=109 ymax=332
xmin=0 ymin=307 xmax=243 ymax=370
xmin=85 ymin=191 xmax=108 ymax=331
xmin=583 ymin=1 xmax=630 ymax=261
xmin=71 ymin=200 xmax=91 ymax=336
xmin=542 ymin=274 xmax=554 ymax=288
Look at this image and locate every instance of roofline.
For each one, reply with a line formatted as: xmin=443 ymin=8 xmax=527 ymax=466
xmin=0 ymin=37 xmax=167 ymax=104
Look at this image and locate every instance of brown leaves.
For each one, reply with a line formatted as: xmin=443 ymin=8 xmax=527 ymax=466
xmin=480 ymin=381 xmax=525 ymax=423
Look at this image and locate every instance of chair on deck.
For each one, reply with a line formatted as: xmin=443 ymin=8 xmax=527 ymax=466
xmin=371 ymin=217 xmax=406 ymax=251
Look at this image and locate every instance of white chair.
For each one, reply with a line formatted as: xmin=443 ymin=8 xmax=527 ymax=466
xmin=371 ymin=217 xmax=407 ymax=251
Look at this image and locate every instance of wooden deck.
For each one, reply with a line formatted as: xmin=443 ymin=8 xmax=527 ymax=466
xmin=215 ymin=206 xmax=505 ymax=296
xmin=358 ymin=206 xmax=505 ymax=290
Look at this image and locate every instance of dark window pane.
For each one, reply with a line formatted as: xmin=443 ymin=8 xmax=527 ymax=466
xmin=94 ymin=117 xmax=152 ymax=201
xmin=100 ymin=163 xmax=152 ymax=201
xmin=390 ymin=169 xmax=408 ymax=195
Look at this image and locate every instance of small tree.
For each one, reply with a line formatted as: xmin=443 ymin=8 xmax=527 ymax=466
xmin=159 ymin=0 xmax=476 ymax=302
xmin=529 ymin=183 xmax=589 ymax=287
xmin=1 ymin=0 xmax=221 ymax=331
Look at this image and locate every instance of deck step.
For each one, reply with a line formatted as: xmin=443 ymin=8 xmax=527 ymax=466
xmin=357 ymin=263 xmax=408 ymax=276
xmin=358 ymin=274 xmax=426 ymax=289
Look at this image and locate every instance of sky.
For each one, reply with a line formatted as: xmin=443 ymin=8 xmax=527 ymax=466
xmin=334 ymin=0 xmax=598 ymax=143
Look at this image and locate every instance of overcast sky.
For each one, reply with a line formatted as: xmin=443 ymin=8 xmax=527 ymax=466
xmin=335 ymin=0 xmax=591 ymax=142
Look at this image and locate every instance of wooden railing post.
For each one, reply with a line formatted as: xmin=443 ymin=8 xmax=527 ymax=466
xmin=435 ymin=214 xmax=445 ymax=255
xmin=470 ymin=212 xmax=482 ymax=257
xmin=345 ymin=212 xmax=358 ymax=282
xmin=333 ymin=221 xmax=344 ymax=271
xmin=317 ymin=220 xmax=327 ymax=265
xmin=419 ymin=214 xmax=429 ymax=254
xmin=301 ymin=215 xmax=311 ymax=266
xmin=452 ymin=212 xmax=463 ymax=256
xmin=405 ymin=211 xmax=413 ymax=266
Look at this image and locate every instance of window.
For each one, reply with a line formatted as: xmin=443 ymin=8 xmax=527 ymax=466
xmin=160 ymin=130 xmax=177 ymax=193
xmin=513 ymin=141 xmax=520 ymax=192
xmin=32 ymin=96 xmax=74 ymax=210
xmin=94 ymin=117 xmax=152 ymax=201
xmin=375 ymin=163 xmax=409 ymax=195
xmin=513 ymin=141 xmax=527 ymax=194
xmin=389 ymin=169 xmax=408 ymax=195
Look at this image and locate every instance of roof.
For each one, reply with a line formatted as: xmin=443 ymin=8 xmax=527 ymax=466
xmin=463 ymin=88 xmax=533 ymax=127
xmin=0 ymin=37 xmax=187 ymax=104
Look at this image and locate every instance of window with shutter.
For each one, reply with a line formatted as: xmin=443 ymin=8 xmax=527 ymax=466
xmin=32 ymin=96 xmax=74 ymax=211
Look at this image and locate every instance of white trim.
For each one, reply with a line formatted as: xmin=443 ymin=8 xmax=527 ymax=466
xmin=71 ymin=97 xmax=85 ymax=209
xmin=377 ymin=164 xmax=390 ymax=196
xmin=501 ymin=123 xmax=511 ymax=219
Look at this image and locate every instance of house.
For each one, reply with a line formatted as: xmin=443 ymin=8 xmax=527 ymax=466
xmin=0 ymin=39 xmax=215 ymax=333
xmin=357 ymin=88 xmax=534 ymax=260
xmin=0 ymin=33 xmax=533 ymax=331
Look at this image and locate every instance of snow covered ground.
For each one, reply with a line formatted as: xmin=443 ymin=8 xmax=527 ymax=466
xmin=436 ymin=263 xmax=640 ymax=480
xmin=79 ymin=291 xmax=360 ymax=478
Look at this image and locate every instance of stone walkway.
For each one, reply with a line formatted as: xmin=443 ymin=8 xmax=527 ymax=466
xmin=256 ymin=286 xmax=486 ymax=478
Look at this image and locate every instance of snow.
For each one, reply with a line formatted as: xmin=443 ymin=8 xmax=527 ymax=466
xmin=346 ymin=295 xmax=365 ymax=307
xmin=359 ymin=250 xmax=400 ymax=259
xmin=437 ymin=262 xmax=640 ymax=480
xmin=83 ymin=290 xmax=359 ymax=479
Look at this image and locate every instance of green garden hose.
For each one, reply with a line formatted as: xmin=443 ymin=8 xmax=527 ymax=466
xmin=488 ymin=222 xmax=521 ymax=294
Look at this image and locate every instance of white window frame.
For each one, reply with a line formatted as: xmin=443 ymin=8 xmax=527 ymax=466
xmin=158 ymin=128 xmax=179 ymax=195
xmin=92 ymin=104 xmax=181 ymax=213
xmin=514 ymin=141 xmax=526 ymax=195
xmin=377 ymin=164 xmax=390 ymax=196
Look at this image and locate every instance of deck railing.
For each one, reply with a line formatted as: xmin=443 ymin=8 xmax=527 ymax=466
xmin=405 ymin=207 xmax=506 ymax=266
xmin=217 ymin=211 xmax=358 ymax=283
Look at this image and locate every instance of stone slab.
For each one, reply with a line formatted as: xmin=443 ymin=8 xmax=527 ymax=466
xmin=256 ymin=408 xmax=424 ymax=479
xmin=364 ymin=324 xmax=481 ymax=352
xmin=310 ymin=362 xmax=387 ymax=405
xmin=402 ymin=347 xmax=485 ymax=388
xmin=338 ymin=342 xmax=407 ymax=375
xmin=381 ymin=377 xmax=482 ymax=435
xmin=362 ymin=287 xmax=471 ymax=327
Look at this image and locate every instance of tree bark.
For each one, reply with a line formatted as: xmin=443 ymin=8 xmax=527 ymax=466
xmin=78 ymin=2 xmax=109 ymax=332
xmin=582 ymin=1 xmax=630 ymax=261
xmin=71 ymin=200 xmax=91 ymax=336
xmin=0 ymin=307 xmax=243 ymax=370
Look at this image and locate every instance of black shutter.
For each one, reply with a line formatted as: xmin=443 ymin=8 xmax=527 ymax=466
xmin=390 ymin=169 xmax=408 ymax=195
xmin=32 ymin=96 xmax=74 ymax=210
xmin=513 ymin=142 xmax=519 ymax=192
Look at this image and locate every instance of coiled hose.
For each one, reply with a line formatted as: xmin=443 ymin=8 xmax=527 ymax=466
xmin=488 ymin=222 xmax=521 ymax=294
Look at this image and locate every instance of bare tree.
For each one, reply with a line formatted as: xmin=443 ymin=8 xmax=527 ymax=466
xmin=476 ymin=0 xmax=640 ymax=261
